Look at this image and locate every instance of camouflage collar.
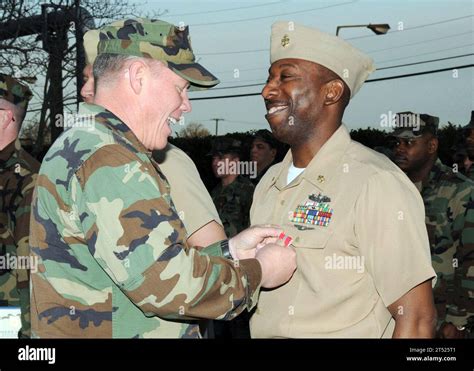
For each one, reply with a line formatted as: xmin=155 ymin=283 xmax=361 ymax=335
xmin=0 ymin=138 xmax=20 ymax=163
xmin=424 ymin=158 xmax=448 ymax=190
xmin=79 ymin=103 xmax=151 ymax=156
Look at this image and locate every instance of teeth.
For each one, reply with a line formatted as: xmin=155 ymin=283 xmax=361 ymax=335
xmin=167 ymin=117 xmax=178 ymax=125
xmin=268 ymin=106 xmax=287 ymax=114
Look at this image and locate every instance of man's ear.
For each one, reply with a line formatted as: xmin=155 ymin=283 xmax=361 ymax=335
xmin=323 ymin=79 xmax=345 ymax=106
xmin=428 ymin=136 xmax=439 ymax=154
xmin=128 ymin=60 xmax=148 ymax=95
xmin=0 ymin=108 xmax=14 ymax=130
xmin=270 ymin=148 xmax=277 ymax=158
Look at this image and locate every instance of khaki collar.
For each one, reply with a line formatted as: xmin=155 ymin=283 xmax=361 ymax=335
xmin=268 ymin=124 xmax=351 ymax=191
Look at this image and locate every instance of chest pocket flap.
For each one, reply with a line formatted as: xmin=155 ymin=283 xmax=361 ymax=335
xmin=286 ymin=224 xmax=333 ymax=250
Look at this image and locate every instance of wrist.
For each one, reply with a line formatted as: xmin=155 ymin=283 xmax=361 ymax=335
xmin=220 ymin=239 xmax=234 ymax=260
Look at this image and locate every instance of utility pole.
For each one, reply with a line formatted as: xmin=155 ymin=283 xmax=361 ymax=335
xmin=0 ymin=3 xmax=94 ymax=147
xmin=211 ymin=118 xmax=224 ymax=136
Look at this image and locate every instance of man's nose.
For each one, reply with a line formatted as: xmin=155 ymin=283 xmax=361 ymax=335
xmin=181 ymin=91 xmax=192 ymax=113
xmin=262 ymin=79 xmax=278 ymax=101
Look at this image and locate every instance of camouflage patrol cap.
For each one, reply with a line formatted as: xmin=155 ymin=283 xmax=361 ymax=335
xmin=253 ymin=129 xmax=278 ymax=149
xmin=390 ymin=111 xmax=439 ymax=139
xmin=96 ymin=18 xmax=219 ymax=88
xmin=208 ymin=137 xmax=242 ymax=156
xmin=0 ymin=73 xmax=32 ymax=110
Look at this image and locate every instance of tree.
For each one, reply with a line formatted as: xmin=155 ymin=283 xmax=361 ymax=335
xmin=177 ymin=122 xmax=211 ymax=138
xmin=0 ymin=0 xmax=164 ymax=155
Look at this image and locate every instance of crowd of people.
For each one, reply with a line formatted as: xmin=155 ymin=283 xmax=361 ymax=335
xmin=0 ymin=17 xmax=472 ymax=339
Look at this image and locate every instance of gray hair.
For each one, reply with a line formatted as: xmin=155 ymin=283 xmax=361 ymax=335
xmin=93 ymin=53 xmax=139 ymax=91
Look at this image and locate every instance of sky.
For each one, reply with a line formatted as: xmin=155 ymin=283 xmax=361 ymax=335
xmin=136 ymin=0 xmax=473 ymax=136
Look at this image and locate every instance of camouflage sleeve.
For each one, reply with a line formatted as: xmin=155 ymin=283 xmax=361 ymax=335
xmin=12 ymin=173 xmax=37 ymax=338
xmin=447 ymin=182 xmax=474 ymax=328
xmin=75 ymin=144 xmax=261 ymax=321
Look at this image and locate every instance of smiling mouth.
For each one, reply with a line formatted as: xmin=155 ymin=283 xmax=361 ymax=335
xmin=265 ymin=100 xmax=289 ymax=117
xmin=267 ymin=105 xmax=288 ymax=115
xmin=167 ymin=117 xmax=179 ymax=125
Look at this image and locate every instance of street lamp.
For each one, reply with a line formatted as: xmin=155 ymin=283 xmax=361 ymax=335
xmin=336 ymin=23 xmax=390 ymax=36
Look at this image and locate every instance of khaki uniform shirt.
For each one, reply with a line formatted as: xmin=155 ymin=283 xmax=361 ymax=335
xmin=155 ymin=144 xmax=223 ymax=237
xmin=250 ymin=124 xmax=436 ymax=338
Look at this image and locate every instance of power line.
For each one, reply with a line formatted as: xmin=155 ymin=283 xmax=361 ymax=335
xmin=366 ymin=31 xmax=473 ymax=54
xmin=377 ymin=53 xmax=473 ymax=70
xmin=189 ymin=1 xmax=358 ymax=27
xmin=368 ymin=64 xmax=472 ymax=82
xmin=189 ymin=64 xmax=473 ymax=101
xmin=198 ymin=16 xmax=472 ymax=56
xmin=225 ymin=119 xmax=264 ymax=126
xmin=377 ymin=43 xmax=474 ymax=64
xmin=212 ymin=54 xmax=474 ymax=88
xmin=161 ymin=1 xmax=287 ymax=17
xmin=210 ymin=33 xmax=472 ymax=74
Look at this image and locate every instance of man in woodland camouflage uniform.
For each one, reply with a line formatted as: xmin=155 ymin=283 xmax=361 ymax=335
xmin=210 ymin=137 xmax=255 ymax=238
xmin=0 ymin=73 xmax=38 ymax=338
xmin=462 ymin=111 xmax=474 ymax=181
xmin=209 ymin=137 xmax=255 ymax=338
xmin=392 ymin=111 xmax=474 ymax=338
xmin=29 ymin=18 xmax=296 ymax=338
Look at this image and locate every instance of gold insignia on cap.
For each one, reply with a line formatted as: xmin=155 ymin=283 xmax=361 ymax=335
xmin=317 ymin=175 xmax=325 ymax=183
xmin=281 ymin=34 xmax=290 ymax=47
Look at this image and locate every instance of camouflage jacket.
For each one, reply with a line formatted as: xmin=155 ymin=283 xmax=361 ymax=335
xmin=466 ymin=165 xmax=474 ymax=183
xmin=29 ymin=103 xmax=261 ymax=338
xmin=420 ymin=159 xmax=474 ymax=329
xmin=0 ymin=138 xmax=39 ymax=338
xmin=211 ymin=176 xmax=255 ymax=237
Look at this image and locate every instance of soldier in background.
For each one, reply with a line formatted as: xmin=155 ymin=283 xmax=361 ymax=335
xmin=210 ymin=137 xmax=255 ymax=338
xmin=210 ymin=137 xmax=255 ymax=238
xmin=0 ymin=73 xmax=39 ymax=338
xmin=392 ymin=111 xmax=474 ymax=338
xmin=462 ymin=111 xmax=474 ymax=181
xmin=250 ymin=129 xmax=278 ymax=185
xmin=451 ymin=144 xmax=472 ymax=177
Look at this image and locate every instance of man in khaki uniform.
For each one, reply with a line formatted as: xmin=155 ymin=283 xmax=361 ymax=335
xmin=81 ymin=23 xmax=226 ymax=248
xmin=250 ymin=21 xmax=437 ymax=338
